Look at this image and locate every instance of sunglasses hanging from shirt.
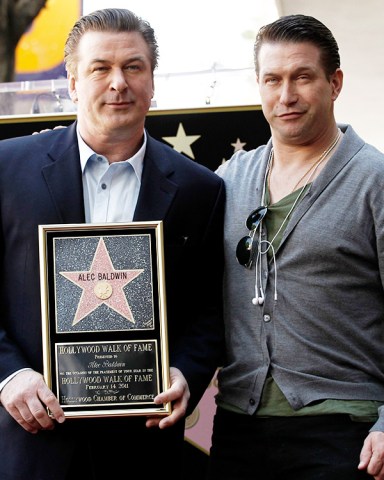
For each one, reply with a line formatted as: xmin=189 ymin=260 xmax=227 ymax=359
xmin=236 ymin=206 xmax=267 ymax=269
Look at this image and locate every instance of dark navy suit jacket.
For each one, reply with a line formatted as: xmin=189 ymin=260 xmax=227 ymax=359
xmin=0 ymin=122 xmax=225 ymax=478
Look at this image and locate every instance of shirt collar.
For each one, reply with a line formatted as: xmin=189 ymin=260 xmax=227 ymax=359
xmin=77 ymin=126 xmax=146 ymax=180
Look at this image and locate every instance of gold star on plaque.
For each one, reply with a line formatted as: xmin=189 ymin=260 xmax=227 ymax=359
xmin=162 ymin=123 xmax=201 ymax=159
xmin=60 ymin=238 xmax=143 ymax=326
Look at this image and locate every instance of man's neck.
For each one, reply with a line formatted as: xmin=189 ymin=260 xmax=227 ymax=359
xmin=268 ymin=127 xmax=342 ymax=204
xmin=78 ymin=124 xmax=145 ymax=163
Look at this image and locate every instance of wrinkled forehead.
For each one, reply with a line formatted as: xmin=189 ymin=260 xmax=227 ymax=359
xmin=257 ymin=41 xmax=322 ymax=75
xmin=77 ymin=30 xmax=150 ymax=56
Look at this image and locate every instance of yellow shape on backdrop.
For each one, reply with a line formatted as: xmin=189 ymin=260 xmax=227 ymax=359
xmin=15 ymin=0 xmax=81 ymax=74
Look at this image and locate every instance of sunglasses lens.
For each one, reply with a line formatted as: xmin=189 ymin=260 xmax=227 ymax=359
xmin=246 ymin=206 xmax=267 ymax=231
xmin=236 ymin=236 xmax=253 ymax=266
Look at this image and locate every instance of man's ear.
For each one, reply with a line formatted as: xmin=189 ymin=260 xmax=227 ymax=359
xmin=330 ymin=68 xmax=343 ymax=101
xmin=68 ymin=74 xmax=78 ymax=103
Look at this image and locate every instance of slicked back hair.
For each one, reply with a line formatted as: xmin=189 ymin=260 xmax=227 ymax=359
xmin=64 ymin=8 xmax=159 ymax=78
xmin=254 ymin=14 xmax=340 ymax=80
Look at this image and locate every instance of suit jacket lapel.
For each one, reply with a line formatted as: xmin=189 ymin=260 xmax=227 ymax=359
xmin=133 ymin=134 xmax=178 ymax=222
xmin=41 ymin=123 xmax=85 ymax=224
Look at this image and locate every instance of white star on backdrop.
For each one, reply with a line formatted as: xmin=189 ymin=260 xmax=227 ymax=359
xmin=162 ymin=123 xmax=201 ymax=159
xmin=231 ymin=138 xmax=247 ymax=152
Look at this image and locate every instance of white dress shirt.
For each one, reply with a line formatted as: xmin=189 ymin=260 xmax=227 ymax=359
xmin=78 ymin=127 xmax=145 ymax=223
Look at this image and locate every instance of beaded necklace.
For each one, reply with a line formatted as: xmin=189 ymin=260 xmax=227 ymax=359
xmin=263 ymin=129 xmax=342 ymax=245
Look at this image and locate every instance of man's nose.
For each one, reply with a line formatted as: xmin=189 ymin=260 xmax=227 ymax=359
xmin=110 ymin=69 xmax=128 ymax=92
xmin=279 ymin=81 xmax=298 ymax=105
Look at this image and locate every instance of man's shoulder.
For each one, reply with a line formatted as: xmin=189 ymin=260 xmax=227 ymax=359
xmin=216 ymin=144 xmax=266 ymax=179
xmin=0 ymin=122 xmax=75 ymax=150
xmin=341 ymin=124 xmax=384 ymax=167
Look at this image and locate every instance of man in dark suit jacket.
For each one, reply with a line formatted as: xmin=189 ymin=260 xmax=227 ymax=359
xmin=0 ymin=8 xmax=225 ymax=480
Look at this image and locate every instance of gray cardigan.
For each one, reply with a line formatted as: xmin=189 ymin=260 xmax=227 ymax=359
xmin=216 ymin=124 xmax=384 ymax=431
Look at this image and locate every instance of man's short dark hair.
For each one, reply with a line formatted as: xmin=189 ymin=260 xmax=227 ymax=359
xmin=254 ymin=14 xmax=340 ymax=79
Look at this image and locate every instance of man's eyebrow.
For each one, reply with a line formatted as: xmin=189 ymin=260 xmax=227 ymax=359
xmin=262 ymin=65 xmax=314 ymax=76
xmin=90 ymin=55 xmax=147 ymax=64
xmin=89 ymin=58 xmax=108 ymax=64
xmin=125 ymin=54 xmax=147 ymax=63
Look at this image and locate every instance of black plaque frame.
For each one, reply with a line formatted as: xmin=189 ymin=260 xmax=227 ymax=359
xmin=39 ymin=221 xmax=171 ymax=418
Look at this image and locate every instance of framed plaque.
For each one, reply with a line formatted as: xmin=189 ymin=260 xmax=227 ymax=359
xmin=39 ymin=221 xmax=171 ymax=418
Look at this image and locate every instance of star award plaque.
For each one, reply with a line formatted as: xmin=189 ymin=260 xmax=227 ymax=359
xmin=39 ymin=221 xmax=171 ymax=418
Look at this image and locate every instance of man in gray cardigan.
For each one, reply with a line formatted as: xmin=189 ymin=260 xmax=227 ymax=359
xmin=208 ymin=14 xmax=384 ymax=480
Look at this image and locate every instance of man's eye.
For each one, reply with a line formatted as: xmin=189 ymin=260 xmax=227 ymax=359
xmin=125 ymin=65 xmax=140 ymax=71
